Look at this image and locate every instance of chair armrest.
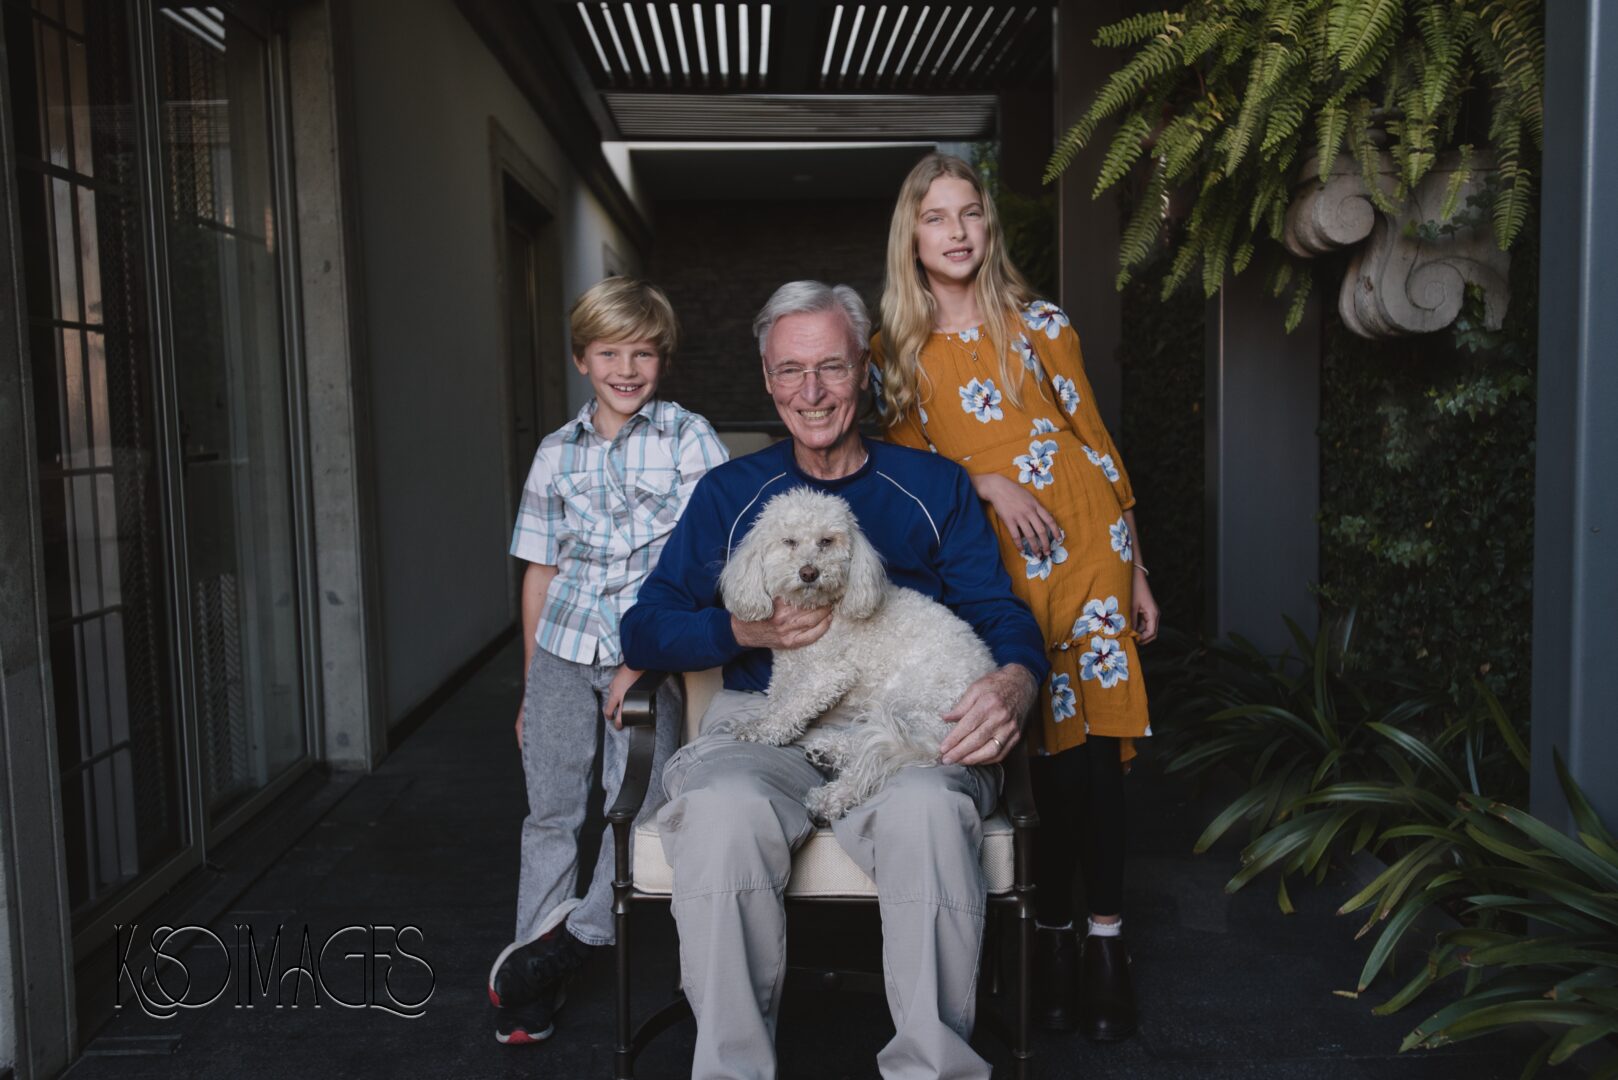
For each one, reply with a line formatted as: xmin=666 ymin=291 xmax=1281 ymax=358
xmin=607 ymin=671 xmax=673 ymax=825
xmin=620 ymin=669 xmax=673 ymax=729
xmin=1001 ymin=749 xmax=1039 ymax=830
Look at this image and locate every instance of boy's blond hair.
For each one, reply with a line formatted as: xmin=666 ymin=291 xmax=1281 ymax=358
xmin=569 ymin=276 xmax=680 ymax=368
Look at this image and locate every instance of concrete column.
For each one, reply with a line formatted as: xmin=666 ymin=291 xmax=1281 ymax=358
xmin=1204 ymin=273 xmax=1321 ymax=656
xmin=287 ymin=0 xmax=388 ymax=767
xmin=1530 ymin=1 xmax=1618 ymax=827
xmin=0 ymin=12 xmax=77 ymax=1076
xmin=1055 ymin=0 xmax=1124 ymax=432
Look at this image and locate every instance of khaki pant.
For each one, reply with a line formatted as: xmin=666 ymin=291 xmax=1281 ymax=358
xmin=656 ymin=690 xmax=1000 ymax=1080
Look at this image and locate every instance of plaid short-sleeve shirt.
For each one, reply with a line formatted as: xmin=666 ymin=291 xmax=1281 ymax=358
xmin=511 ymin=398 xmax=728 ymax=665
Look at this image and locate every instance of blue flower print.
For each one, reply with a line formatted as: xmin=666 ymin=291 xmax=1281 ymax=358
xmin=1079 ymin=636 xmax=1129 ymax=688
xmin=1053 ymin=374 xmax=1080 ymax=414
xmin=959 ymin=377 xmax=1003 ymax=423
xmin=1023 ymin=539 xmax=1069 ymax=580
xmin=1014 ymin=439 xmax=1059 ymax=489
xmin=1022 ymin=300 xmax=1070 ymax=340
xmin=1012 ymin=334 xmax=1042 ymax=375
xmin=959 ymin=325 xmax=981 ymax=344
xmin=1073 ymin=596 xmax=1126 ymax=638
xmin=1083 ymin=444 xmax=1121 ymax=482
xmin=1029 ymin=417 xmax=1058 ymax=436
xmin=1050 ymin=673 xmax=1076 ymax=722
xmin=1109 ymin=516 xmax=1133 ymax=562
xmin=870 ymin=364 xmax=888 ymax=416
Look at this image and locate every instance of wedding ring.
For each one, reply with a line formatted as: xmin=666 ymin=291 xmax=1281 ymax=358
xmin=990 ymin=736 xmax=1004 ymax=750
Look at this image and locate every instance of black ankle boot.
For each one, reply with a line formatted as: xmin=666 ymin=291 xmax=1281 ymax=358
xmin=1079 ymin=932 xmax=1137 ymax=1041
xmin=1034 ymin=926 xmax=1080 ymax=1030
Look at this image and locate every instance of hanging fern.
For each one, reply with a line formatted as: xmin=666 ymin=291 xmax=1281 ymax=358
xmin=1046 ymin=0 xmax=1544 ymax=327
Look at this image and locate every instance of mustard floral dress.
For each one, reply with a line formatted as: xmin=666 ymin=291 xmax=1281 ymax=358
xmin=872 ymin=301 xmax=1150 ymax=758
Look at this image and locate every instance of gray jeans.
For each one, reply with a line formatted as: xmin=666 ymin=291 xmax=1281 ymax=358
xmin=515 ymin=646 xmax=679 ymax=947
xmin=657 ymin=690 xmax=1000 ymax=1080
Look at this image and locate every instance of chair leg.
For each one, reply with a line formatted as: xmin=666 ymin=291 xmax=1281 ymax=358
xmin=1016 ymin=891 xmax=1035 ymax=1079
xmin=613 ymin=819 xmax=635 ymax=1080
xmin=985 ymin=907 xmax=1004 ymax=997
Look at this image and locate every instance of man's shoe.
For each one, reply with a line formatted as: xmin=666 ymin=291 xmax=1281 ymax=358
xmin=493 ymin=984 xmax=567 ymax=1045
xmin=1078 ymin=933 xmax=1137 ymax=1042
xmin=1034 ymin=925 xmax=1080 ymax=1031
xmin=489 ymin=924 xmax=593 ymax=1012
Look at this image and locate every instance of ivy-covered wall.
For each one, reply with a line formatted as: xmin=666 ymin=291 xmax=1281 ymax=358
xmin=1115 ymin=230 xmax=1537 ymax=738
xmin=1316 ymin=234 xmax=1539 ymax=722
xmin=1119 ymin=248 xmax=1206 ymax=638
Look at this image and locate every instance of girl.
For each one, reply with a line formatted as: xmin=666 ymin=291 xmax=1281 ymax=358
xmin=872 ymin=153 xmax=1158 ymax=1041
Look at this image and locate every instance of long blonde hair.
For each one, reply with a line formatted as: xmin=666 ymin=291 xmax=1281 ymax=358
xmin=877 ymin=153 xmax=1036 ymax=424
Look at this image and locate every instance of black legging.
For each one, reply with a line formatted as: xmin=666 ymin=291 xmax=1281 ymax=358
xmin=1029 ymin=736 xmax=1125 ymax=925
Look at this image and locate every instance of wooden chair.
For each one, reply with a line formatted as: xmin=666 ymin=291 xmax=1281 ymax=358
xmin=607 ymin=668 xmax=1039 ymax=1079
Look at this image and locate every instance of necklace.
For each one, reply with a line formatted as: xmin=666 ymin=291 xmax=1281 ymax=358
xmin=940 ymin=325 xmax=981 ymax=365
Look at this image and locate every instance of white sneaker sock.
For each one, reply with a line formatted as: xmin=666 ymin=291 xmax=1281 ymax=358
xmin=1087 ymin=917 xmax=1123 ymax=938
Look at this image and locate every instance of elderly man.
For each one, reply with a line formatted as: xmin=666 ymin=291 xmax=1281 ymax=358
xmin=620 ymin=280 xmax=1045 ymax=1080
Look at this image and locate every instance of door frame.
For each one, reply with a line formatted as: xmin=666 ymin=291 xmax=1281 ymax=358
xmin=488 ymin=118 xmax=564 ymax=618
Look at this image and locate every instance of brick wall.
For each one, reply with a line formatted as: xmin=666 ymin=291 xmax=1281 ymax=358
xmin=647 ymin=198 xmax=892 ymax=429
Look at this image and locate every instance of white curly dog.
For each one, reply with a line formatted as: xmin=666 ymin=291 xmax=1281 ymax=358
xmin=718 ymin=487 xmax=997 ymax=821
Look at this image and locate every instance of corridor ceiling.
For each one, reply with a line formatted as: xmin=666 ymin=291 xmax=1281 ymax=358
xmin=537 ymin=2 xmax=1056 ymax=139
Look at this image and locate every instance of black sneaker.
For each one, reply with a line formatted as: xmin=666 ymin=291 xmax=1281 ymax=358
xmin=493 ymin=983 xmax=567 ymax=1045
xmin=489 ymin=925 xmax=593 ymax=1013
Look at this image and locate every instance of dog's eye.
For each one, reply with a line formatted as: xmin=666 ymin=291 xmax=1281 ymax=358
xmin=782 ymin=538 xmax=797 ymax=549
xmin=817 ymin=536 xmax=834 ymax=548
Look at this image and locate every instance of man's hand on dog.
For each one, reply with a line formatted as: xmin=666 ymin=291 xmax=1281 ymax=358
xmin=731 ymin=597 xmax=834 ymax=650
xmin=940 ymin=664 xmax=1036 ymax=766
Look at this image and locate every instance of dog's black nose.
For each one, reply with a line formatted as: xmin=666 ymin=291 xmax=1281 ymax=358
xmin=798 ymin=565 xmax=820 ymax=583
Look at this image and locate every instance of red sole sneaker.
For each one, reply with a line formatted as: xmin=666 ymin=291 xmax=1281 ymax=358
xmin=494 ymin=1023 xmax=554 ymax=1044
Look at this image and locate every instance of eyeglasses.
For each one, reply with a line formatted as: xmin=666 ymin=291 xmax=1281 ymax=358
xmin=766 ymin=360 xmax=860 ymax=390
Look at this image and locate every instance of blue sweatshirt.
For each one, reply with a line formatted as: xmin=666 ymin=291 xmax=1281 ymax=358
xmin=620 ymin=437 xmax=1050 ymax=692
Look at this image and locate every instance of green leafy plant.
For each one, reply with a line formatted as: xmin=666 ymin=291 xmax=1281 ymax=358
xmin=1160 ymin=623 xmax=1618 ymax=1075
xmin=1161 ymin=619 xmax=1517 ymax=916
xmin=1377 ymin=755 xmax=1618 ymax=1077
xmin=1045 ymin=0 xmax=1544 ymax=328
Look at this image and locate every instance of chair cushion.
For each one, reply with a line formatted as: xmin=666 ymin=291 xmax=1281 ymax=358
xmin=633 ymin=808 xmax=1017 ymax=898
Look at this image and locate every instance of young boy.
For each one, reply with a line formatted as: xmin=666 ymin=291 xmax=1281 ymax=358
xmin=488 ymin=276 xmax=726 ymax=1044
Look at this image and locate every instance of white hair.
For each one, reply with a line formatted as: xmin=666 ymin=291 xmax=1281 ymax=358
xmin=752 ymin=280 xmax=871 ymax=361
xmin=712 ymin=485 xmax=1001 ymax=821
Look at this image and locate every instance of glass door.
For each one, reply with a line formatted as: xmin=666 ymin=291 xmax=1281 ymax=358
xmin=151 ymin=3 xmax=307 ymax=824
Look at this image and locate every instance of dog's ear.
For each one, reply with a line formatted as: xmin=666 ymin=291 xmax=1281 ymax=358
xmin=719 ymin=528 xmax=775 ymax=622
xmin=841 ymin=527 xmax=887 ymax=620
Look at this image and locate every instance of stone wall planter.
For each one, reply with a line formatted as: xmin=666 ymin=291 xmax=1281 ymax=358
xmin=1284 ymin=149 xmax=1510 ymax=339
